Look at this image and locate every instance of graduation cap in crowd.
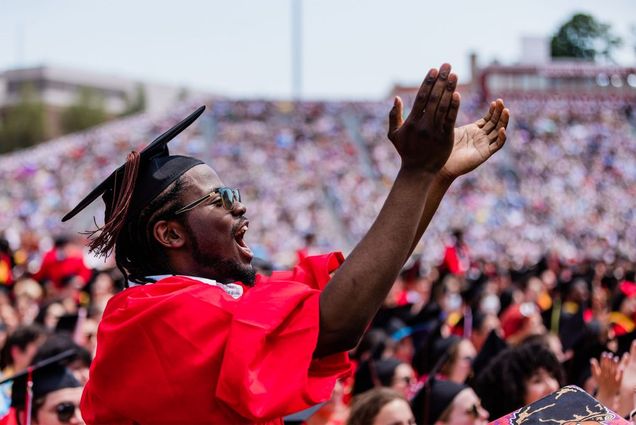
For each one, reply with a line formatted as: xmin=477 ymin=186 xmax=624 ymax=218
xmin=61 ymin=106 xmax=207 ymax=257
xmin=411 ymin=379 xmax=468 ymax=425
xmin=0 ymin=349 xmax=79 ymax=425
xmin=488 ymin=385 xmax=629 ymax=425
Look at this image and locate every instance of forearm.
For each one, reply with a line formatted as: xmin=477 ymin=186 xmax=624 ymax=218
xmin=408 ymin=172 xmax=455 ymax=256
xmin=315 ymin=167 xmax=434 ymax=357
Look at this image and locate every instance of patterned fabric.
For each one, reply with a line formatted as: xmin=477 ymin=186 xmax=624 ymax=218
xmin=489 ymin=386 xmax=629 ymax=425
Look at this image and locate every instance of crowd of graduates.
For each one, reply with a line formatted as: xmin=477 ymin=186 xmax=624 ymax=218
xmin=0 ymin=94 xmax=634 ymax=423
xmin=0 ymin=229 xmax=634 ymax=423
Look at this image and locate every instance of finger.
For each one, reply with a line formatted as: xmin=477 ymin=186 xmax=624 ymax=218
xmin=422 ymin=63 xmax=452 ymax=126
xmin=476 ymin=101 xmax=496 ymax=128
xmin=435 ymin=73 xmax=458 ymax=127
xmin=443 ymin=92 xmax=461 ymax=134
xmin=482 ymin=99 xmax=504 ymax=133
xmin=590 ymin=358 xmax=600 ymax=378
xmin=408 ymin=68 xmax=438 ymax=122
xmin=388 ymin=96 xmax=404 ymax=139
xmin=495 ymin=108 xmax=511 ymax=134
xmin=619 ymin=352 xmax=630 ymax=372
xmin=488 ymin=127 xmax=506 ymax=153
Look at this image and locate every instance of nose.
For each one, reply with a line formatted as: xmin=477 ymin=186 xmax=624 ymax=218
xmin=232 ymin=200 xmax=247 ymax=216
xmin=545 ymin=376 xmax=559 ymax=393
xmin=478 ymin=405 xmax=489 ymax=421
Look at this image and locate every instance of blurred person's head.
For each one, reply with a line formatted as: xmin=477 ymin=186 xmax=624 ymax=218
xmin=411 ymin=379 xmax=488 ymax=425
xmin=440 ymin=339 xmax=477 ymax=384
xmin=353 ymin=357 xmax=415 ymax=398
xmin=500 ymin=302 xmax=545 ymax=344
xmin=36 ymin=301 xmax=66 ymax=331
xmin=0 ymin=324 xmax=46 ymax=371
xmin=12 ymin=364 xmax=84 ymax=425
xmin=470 ymin=313 xmax=501 ymax=352
xmin=32 ymin=334 xmax=92 ymax=386
xmin=347 ymin=388 xmax=415 ymax=425
xmin=474 ymin=340 xmax=563 ymax=419
xmin=565 ymin=278 xmax=589 ymax=305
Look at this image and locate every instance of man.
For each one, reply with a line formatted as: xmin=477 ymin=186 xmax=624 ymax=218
xmin=64 ymin=63 xmax=509 ymax=424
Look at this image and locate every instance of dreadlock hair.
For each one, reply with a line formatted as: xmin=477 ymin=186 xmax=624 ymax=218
xmin=114 ymin=175 xmax=190 ymax=285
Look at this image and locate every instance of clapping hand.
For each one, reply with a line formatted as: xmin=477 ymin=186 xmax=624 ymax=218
xmin=440 ymin=99 xmax=510 ymax=180
xmin=388 ymin=63 xmax=460 ymax=174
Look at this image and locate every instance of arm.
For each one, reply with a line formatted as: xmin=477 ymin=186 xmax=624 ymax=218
xmin=409 ymin=99 xmax=510 ymax=255
xmin=315 ymin=64 xmax=460 ymax=357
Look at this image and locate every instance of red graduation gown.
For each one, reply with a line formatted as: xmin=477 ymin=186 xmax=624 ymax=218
xmin=80 ymin=253 xmax=350 ymax=425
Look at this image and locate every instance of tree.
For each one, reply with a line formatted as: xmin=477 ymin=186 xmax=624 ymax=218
xmin=61 ymin=87 xmax=108 ymax=133
xmin=0 ymin=84 xmax=46 ymax=153
xmin=551 ymin=13 xmax=622 ymax=62
xmin=121 ymin=83 xmax=146 ymax=117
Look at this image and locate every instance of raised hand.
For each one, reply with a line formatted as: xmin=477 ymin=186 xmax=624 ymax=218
xmin=388 ymin=63 xmax=460 ymax=173
xmin=591 ymin=352 xmax=623 ymax=410
xmin=439 ymin=99 xmax=509 ymax=180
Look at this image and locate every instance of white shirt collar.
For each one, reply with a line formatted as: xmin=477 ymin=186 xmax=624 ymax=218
xmin=128 ymin=274 xmax=243 ymax=299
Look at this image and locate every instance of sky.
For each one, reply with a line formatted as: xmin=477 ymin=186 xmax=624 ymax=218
xmin=1 ymin=0 xmax=635 ymax=100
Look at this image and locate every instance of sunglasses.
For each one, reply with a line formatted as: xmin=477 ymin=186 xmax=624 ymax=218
xmin=174 ymin=187 xmax=241 ymax=216
xmin=466 ymin=403 xmax=484 ymax=419
xmin=54 ymin=402 xmax=77 ymax=423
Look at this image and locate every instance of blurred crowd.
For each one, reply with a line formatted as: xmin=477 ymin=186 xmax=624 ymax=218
xmin=0 ymin=94 xmax=634 ymax=423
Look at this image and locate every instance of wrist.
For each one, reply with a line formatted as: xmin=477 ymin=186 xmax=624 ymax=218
xmin=435 ymin=169 xmax=457 ymax=187
xmin=398 ymin=164 xmax=438 ymax=180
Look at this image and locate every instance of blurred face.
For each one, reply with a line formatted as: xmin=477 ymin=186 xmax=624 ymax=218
xmin=373 ymin=399 xmax=416 ymax=425
xmin=439 ymin=388 xmax=488 ymax=425
xmin=390 ymin=363 xmax=416 ymax=398
xmin=34 ymin=387 xmax=84 ymax=425
xmin=448 ymin=340 xmax=476 ymax=384
xmin=524 ymin=368 xmax=559 ymax=405
xmin=178 ymin=166 xmax=255 ymax=285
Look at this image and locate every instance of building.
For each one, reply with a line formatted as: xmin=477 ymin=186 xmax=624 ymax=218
xmin=0 ymin=65 xmax=210 ymax=141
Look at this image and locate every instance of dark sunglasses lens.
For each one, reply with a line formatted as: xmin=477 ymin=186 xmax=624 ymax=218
xmin=220 ymin=188 xmax=240 ymax=210
xmin=470 ymin=404 xmax=479 ymax=418
xmin=56 ymin=402 xmax=76 ymax=422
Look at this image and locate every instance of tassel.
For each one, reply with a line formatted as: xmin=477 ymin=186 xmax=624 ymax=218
xmin=85 ymin=151 xmax=141 ymax=258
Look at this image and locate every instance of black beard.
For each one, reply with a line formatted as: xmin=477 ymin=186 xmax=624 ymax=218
xmin=186 ymin=221 xmax=256 ymax=286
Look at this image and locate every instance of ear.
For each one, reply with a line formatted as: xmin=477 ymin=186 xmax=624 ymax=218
xmin=153 ymin=220 xmax=187 ymax=249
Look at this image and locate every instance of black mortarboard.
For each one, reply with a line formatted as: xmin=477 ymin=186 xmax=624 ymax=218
xmin=411 ymin=379 xmax=467 ymax=425
xmin=2 ymin=349 xmax=80 ymax=409
xmin=61 ymin=106 xmax=206 ymax=256
xmin=488 ymin=385 xmax=628 ymax=424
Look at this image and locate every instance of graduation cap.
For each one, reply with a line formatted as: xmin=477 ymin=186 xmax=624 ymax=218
xmin=0 ymin=349 xmax=79 ymax=425
xmin=488 ymin=385 xmax=629 ymax=425
xmin=411 ymin=378 xmax=468 ymax=425
xmin=62 ymin=106 xmax=207 ymax=257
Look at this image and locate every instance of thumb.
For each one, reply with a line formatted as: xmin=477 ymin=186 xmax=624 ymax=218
xmin=388 ymin=96 xmax=404 ymax=138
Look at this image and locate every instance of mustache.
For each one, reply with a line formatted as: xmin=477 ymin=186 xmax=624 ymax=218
xmin=232 ymin=216 xmax=249 ymax=235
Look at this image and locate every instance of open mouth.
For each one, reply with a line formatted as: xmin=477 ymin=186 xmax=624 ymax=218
xmin=234 ymin=221 xmax=253 ymax=260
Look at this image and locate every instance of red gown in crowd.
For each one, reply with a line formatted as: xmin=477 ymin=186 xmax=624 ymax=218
xmin=81 ymin=253 xmax=351 ymax=425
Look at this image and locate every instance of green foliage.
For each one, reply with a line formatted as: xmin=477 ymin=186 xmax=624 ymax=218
xmin=551 ymin=13 xmax=622 ymax=61
xmin=0 ymin=84 xmax=46 ymax=153
xmin=61 ymin=87 xmax=108 ymax=133
xmin=121 ymin=83 xmax=146 ymax=117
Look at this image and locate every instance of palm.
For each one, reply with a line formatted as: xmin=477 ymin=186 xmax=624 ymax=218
xmin=441 ymin=101 xmax=509 ymax=179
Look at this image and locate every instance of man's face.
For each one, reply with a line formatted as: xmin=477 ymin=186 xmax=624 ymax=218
xmin=34 ymin=387 xmax=84 ymax=425
xmin=177 ymin=165 xmax=255 ymax=285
